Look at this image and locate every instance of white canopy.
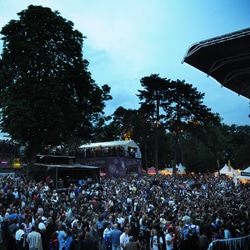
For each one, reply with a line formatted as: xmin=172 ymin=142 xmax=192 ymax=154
xmin=236 ymin=166 xmax=250 ymax=181
xmin=219 ymin=164 xmax=237 ymax=176
xmin=177 ymin=163 xmax=186 ymax=173
xmin=79 ymin=140 xmax=140 ymax=152
xmin=242 ymin=166 xmax=250 ymax=173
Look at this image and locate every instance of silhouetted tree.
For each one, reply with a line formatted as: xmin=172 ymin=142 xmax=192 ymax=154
xmin=0 ymin=5 xmax=111 ymax=161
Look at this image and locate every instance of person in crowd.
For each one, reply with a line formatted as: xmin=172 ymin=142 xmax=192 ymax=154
xmin=7 ymin=217 xmax=19 ymax=250
xmin=120 ymin=227 xmax=130 ymax=250
xmin=124 ymin=236 xmax=137 ymax=250
xmin=49 ymin=231 xmax=59 ymax=250
xmin=165 ymin=227 xmax=175 ymax=250
xmin=81 ymin=232 xmax=94 ymax=249
xmin=71 ymin=231 xmax=84 ymax=250
xmin=96 ymin=216 xmax=105 ymax=250
xmin=22 ymin=217 xmax=33 ymax=236
xmin=110 ymin=223 xmax=122 ymax=250
xmin=179 ymin=233 xmax=193 ymax=250
xmin=15 ymin=224 xmax=25 ymax=250
xmin=26 ymin=225 xmax=43 ymax=250
xmin=150 ymin=228 xmax=163 ymax=250
xmin=57 ymin=224 xmax=67 ymax=250
xmin=137 ymin=231 xmax=147 ymax=250
xmin=63 ymin=229 xmax=73 ymax=250
xmin=198 ymin=230 xmax=210 ymax=250
xmin=89 ymin=221 xmax=99 ymax=250
xmin=0 ymin=210 xmax=3 ymax=245
xmin=103 ymin=222 xmax=112 ymax=250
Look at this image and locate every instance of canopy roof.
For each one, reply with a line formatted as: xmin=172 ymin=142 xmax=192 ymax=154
xmin=236 ymin=166 xmax=250 ymax=180
xmin=242 ymin=166 xmax=250 ymax=173
xmin=219 ymin=164 xmax=237 ymax=176
xmin=79 ymin=140 xmax=140 ymax=150
xmin=183 ymin=28 xmax=250 ymax=99
xmin=35 ymin=163 xmax=99 ymax=169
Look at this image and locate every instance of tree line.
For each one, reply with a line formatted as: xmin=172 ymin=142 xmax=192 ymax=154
xmin=0 ymin=5 xmax=249 ymax=173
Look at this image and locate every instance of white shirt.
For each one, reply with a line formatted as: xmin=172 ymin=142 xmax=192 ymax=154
xmin=15 ymin=229 xmax=25 ymax=241
xmin=224 ymin=229 xmax=232 ymax=239
xmin=103 ymin=227 xmax=112 ymax=239
xmin=165 ymin=233 xmax=174 ymax=250
xmin=117 ymin=217 xmax=125 ymax=229
xmin=120 ymin=232 xmax=129 ymax=249
xmin=26 ymin=231 xmax=43 ymax=250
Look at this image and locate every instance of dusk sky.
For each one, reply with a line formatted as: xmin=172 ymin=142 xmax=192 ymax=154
xmin=0 ymin=0 xmax=249 ymax=132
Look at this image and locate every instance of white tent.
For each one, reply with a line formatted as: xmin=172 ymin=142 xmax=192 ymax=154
xmin=177 ymin=163 xmax=186 ymax=173
xmin=242 ymin=166 xmax=250 ymax=173
xmin=79 ymin=140 xmax=141 ymax=158
xmin=236 ymin=166 xmax=250 ymax=182
xmin=80 ymin=140 xmax=140 ymax=150
xmin=219 ymin=163 xmax=237 ymax=176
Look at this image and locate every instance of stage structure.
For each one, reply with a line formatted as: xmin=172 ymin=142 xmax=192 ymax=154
xmin=183 ymin=27 xmax=250 ymax=99
xmin=35 ymin=155 xmax=100 ymax=189
xmin=77 ymin=140 xmax=142 ymax=178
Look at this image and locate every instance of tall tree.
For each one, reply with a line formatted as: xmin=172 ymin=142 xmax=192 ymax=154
xmin=0 ymin=5 xmax=111 ymax=160
xmin=222 ymin=124 xmax=250 ymax=169
xmin=137 ymin=74 xmax=171 ymax=174
xmin=137 ymin=74 xmax=216 ymax=175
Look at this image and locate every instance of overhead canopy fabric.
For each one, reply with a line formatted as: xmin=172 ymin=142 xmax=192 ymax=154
xmin=79 ymin=140 xmax=140 ymax=151
xmin=183 ymin=28 xmax=250 ymax=99
xmin=236 ymin=166 xmax=250 ymax=181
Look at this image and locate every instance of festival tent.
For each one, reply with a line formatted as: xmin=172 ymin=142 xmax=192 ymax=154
xmin=242 ymin=166 xmax=250 ymax=173
xmin=159 ymin=164 xmax=186 ymax=175
xmin=177 ymin=163 xmax=186 ymax=174
xmin=236 ymin=166 xmax=250 ymax=183
xmin=218 ymin=163 xmax=237 ymax=176
xmin=148 ymin=167 xmax=156 ymax=175
xmin=160 ymin=168 xmax=173 ymax=175
xmin=80 ymin=140 xmax=140 ymax=152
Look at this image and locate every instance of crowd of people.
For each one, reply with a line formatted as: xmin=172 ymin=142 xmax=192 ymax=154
xmin=0 ymin=172 xmax=250 ymax=250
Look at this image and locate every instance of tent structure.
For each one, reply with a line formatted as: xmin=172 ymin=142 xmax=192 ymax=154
xmin=80 ymin=140 xmax=140 ymax=151
xmin=78 ymin=140 xmax=142 ymax=178
xmin=183 ymin=28 xmax=250 ymax=99
xmin=148 ymin=167 xmax=156 ymax=175
xmin=35 ymin=163 xmax=100 ymax=188
xmin=236 ymin=166 xmax=250 ymax=182
xmin=242 ymin=166 xmax=250 ymax=173
xmin=79 ymin=140 xmax=141 ymax=158
xmin=218 ymin=163 xmax=237 ymax=177
xmin=177 ymin=163 xmax=186 ymax=174
xmin=160 ymin=168 xmax=172 ymax=175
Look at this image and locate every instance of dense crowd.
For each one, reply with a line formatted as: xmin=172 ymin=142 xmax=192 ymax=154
xmin=0 ymin=172 xmax=250 ymax=250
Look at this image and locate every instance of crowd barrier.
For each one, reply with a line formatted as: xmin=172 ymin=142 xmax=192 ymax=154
xmin=208 ymin=234 xmax=250 ymax=250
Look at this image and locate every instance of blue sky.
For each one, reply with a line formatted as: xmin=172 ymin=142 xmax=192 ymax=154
xmin=0 ymin=0 xmax=249 ymax=130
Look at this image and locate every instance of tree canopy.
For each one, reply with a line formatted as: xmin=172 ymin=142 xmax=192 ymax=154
xmin=0 ymin=5 xmax=111 ymax=159
xmin=137 ymin=74 xmax=219 ymax=173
